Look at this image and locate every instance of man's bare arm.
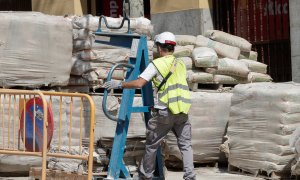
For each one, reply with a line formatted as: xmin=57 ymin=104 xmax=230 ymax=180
xmin=122 ymin=77 xmax=148 ymax=89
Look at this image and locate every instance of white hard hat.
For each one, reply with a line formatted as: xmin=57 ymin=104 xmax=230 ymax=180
xmin=154 ymin=32 xmax=176 ymax=46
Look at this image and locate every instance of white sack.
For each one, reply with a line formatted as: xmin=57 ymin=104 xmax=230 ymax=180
xmin=180 ymin=57 xmax=193 ymax=69
xmin=68 ymin=76 xmax=90 ymax=86
xmin=187 ymin=70 xmax=214 ymax=83
xmin=215 ymin=58 xmax=250 ymax=78
xmin=174 ymin=45 xmax=194 ymax=58
xmin=72 ymin=15 xmax=153 ymax=36
xmin=192 ymin=47 xmax=218 ymax=68
xmin=73 ymin=36 xmax=95 ymax=52
xmin=71 ymin=58 xmax=93 ymax=76
xmin=91 ymin=48 xmax=130 ymax=63
xmin=79 ymin=50 xmax=99 ymax=61
xmin=73 ymin=29 xmax=93 ymax=40
xmin=147 ymin=41 xmax=154 ymax=51
xmin=204 ymin=30 xmax=252 ymax=52
xmin=248 ymin=72 xmax=273 ymax=82
xmin=94 ymin=67 xmax=125 ymax=80
xmin=0 ymin=12 xmax=73 ymax=88
xmin=196 ymin=35 xmax=240 ymax=60
xmin=175 ymin=35 xmax=196 ymax=46
xmin=239 ymin=51 xmax=258 ymax=61
xmin=48 ymin=146 xmax=87 ymax=173
xmin=240 ymin=59 xmax=268 ymax=74
xmin=129 ymin=17 xmax=154 ymax=36
xmin=72 ymin=14 xmax=99 ymax=31
xmin=213 ymin=75 xmax=247 ymax=85
xmin=225 ymin=82 xmax=300 ymax=174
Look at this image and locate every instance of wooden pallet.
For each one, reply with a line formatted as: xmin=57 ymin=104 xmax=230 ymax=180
xmin=29 ymin=167 xmax=88 ymax=180
xmin=228 ymin=164 xmax=292 ymax=180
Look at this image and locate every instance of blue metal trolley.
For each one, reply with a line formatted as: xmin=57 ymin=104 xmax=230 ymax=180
xmin=95 ymin=15 xmax=164 ymax=180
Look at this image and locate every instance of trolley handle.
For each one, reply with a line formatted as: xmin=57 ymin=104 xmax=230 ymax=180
xmin=102 ymin=63 xmax=134 ymax=122
xmin=98 ymin=15 xmax=131 ymax=34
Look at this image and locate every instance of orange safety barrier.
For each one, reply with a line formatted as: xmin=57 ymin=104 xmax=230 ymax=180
xmin=0 ymin=89 xmax=48 ymax=179
xmin=0 ymin=89 xmax=95 ymax=180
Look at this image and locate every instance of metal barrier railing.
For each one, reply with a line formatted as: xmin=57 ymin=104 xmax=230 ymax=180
xmin=0 ymin=89 xmax=48 ymax=179
xmin=0 ymin=89 xmax=95 ymax=180
xmin=41 ymin=91 xmax=95 ymax=180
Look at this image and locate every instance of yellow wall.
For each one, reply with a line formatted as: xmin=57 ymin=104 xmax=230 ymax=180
xmin=151 ymin=0 xmax=212 ymax=14
xmin=91 ymin=0 xmax=96 ymax=15
xmin=32 ymin=0 xmax=89 ymax=16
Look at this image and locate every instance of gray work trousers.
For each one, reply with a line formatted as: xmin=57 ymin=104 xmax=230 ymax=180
xmin=138 ymin=109 xmax=196 ymax=180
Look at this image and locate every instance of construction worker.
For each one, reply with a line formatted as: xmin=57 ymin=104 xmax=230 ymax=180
xmin=103 ymin=32 xmax=196 ymax=180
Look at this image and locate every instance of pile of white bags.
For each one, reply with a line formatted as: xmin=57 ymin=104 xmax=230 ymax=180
xmin=0 ymin=12 xmax=73 ymax=88
xmin=222 ymin=82 xmax=300 ymax=175
xmin=67 ymin=15 xmax=154 ymax=91
xmin=164 ymin=92 xmax=232 ymax=165
xmin=172 ymin=30 xmax=272 ymax=89
xmin=204 ymin=30 xmax=252 ymax=52
xmin=289 ymin=126 xmax=300 ymax=175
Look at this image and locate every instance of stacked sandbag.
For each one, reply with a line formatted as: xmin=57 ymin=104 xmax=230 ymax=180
xmin=68 ymin=15 xmax=107 ymax=90
xmin=173 ymin=35 xmax=195 ymax=61
xmin=70 ymin=15 xmax=153 ymax=36
xmin=187 ymin=69 xmax=213 ymax=84
xmin=182 ymin=30 xmax=272 ymax=87
xmin=239 ymin=51 xmax=258 ymax=61
xmin=67 ymin=15 xmax=154 ymax=91
xmin=290 ymin=126 xmax=300 ymax=175
xmin=0 ymin=12 xmax=73 ymax=88
xmin=204 ymin=30 xmax=271 ymax=84
xmin=174 ymin=33 xmax=250 ymax=88
xmin=222 ymin=82 xmax=300 ymax=175
xmin=204 ymin=30 xmax=252 ymax=52
xmin=197 ymin=32 xmax=248 ymax=84
xmin=212 ymin=58 xmax=250 ymax=78
xmin=196 ymin=35 xmax=241 ymax=60
xmin=240 ymin=59 xmax=272 ymax=82
xmin=164 ymin=92 xmax=232 ymax=166
xmin=170 ymin=35 xmax=213 ymax=85
xmin=47 ymin=146 xmax=88 ymax=173
xmin=190 ymin=47 xmax=249 ymax=86
xmin=147 ymin=41 xmax=155 ymax=61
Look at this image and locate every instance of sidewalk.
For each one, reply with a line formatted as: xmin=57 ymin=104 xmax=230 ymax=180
xmin=166 ymin=167 xmax=263 ymax=180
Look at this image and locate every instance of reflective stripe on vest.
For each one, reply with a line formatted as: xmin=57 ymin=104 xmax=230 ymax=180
xmin=152 ymin=55 xmax=191 ymax=114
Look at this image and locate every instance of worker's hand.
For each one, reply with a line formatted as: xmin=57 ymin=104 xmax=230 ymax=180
xmin=103 ymin=80 xmax=123 ymax=90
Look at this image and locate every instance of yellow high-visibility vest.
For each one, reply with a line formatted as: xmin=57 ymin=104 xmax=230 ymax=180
xmin=152 ymin=55 xmax=191 ymax=114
